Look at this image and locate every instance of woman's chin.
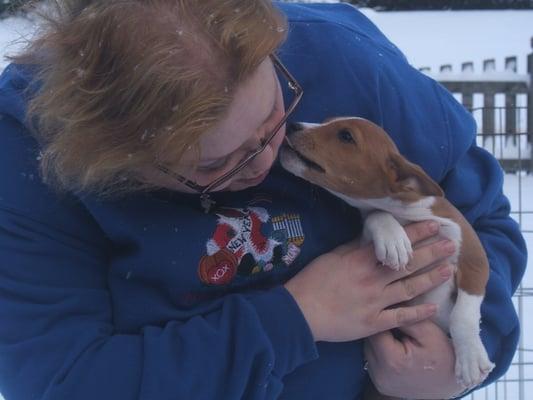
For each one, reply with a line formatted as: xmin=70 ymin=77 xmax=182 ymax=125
xmin=227 ymin=170 xmax=270 ymax=191
xmin=226 ymin=181 xmax=260 ymax=191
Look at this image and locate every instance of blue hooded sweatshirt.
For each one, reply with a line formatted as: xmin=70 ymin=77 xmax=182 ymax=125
xmin=0 ymin=3 xmax=527 ymax=400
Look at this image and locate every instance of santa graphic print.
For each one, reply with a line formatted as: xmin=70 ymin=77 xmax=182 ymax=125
xmin=198 ymin=207 xmax=304 ymax=285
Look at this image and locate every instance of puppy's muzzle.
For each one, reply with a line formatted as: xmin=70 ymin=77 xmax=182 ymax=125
xmin=283 ymin=124 xmax=325 ymax=174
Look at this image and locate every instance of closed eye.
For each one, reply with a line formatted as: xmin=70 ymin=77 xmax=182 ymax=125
xmin=197 ymin=155 xmax=230 ymax=172
xmin=197 ymin=144 xmax=258 ymax=174
xmin=337 ymin=129 xmax=356 ymax=145
xmin=197 ymin=87 xmax=281 ymax=175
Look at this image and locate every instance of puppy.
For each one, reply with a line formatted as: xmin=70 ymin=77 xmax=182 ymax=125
xmin=279 ymin=117 xmax=495 ymax=396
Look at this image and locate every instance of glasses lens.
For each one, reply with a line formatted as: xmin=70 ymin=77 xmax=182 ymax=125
xmin=282 ymin=82 xmax=296 ymax=115
xmin=273 ymin=59 xmax=299 ymax=119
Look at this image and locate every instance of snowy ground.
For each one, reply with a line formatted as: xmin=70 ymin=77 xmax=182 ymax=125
xmin=495 ymin=173 xmax=533 ymax=400
xmin=0 ymin=4 xmax=532 ymax=400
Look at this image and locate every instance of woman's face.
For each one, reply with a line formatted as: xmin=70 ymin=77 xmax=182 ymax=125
xmin=145 ymin=57 xmax=286 ymax=193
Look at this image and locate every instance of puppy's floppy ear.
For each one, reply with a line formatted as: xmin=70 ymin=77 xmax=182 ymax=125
xmin=387 ymin=153 xmax=444 ymax=197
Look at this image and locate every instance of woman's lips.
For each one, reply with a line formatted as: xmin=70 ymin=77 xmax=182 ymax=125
xmin=240 ymin=169 xmax=270 ymax=185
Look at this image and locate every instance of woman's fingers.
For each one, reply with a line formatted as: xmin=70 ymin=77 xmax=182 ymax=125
xmin=408 ymin=239 xmax=455 ymax=272
xmin=403 ymin=221 xmax=440 ymax=245
xmin=336 ymin=221 xmax=441 ymax=260
xmin=384 ymin=264 xmax=453 ymax=305
xmin=382 ymin=239 xmax=456 ymax=283
xmin=376 ymin=303 xmax=438 ymax=331
xmin=397 ymin=319 xmax=444 ymax=342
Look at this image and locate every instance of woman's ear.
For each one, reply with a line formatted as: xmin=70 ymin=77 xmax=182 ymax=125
xmin=387 ymin=153 xmax=444 ymax=197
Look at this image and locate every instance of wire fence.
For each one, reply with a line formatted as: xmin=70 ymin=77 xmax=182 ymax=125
xmin=467 ymin=106 xmax=532 ymax=400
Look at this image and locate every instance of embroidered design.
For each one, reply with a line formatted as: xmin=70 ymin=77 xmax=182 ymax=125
xmin=272 ymin=213 xmax=304 ymax=246
xmin=206 ymin=207 xmax=279 ymax=263
xmin=198 ymin=249 xmax=238 ymax=286
xmin=199 ymin=207 xmax=305 ymax=286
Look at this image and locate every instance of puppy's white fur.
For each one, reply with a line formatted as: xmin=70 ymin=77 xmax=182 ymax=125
xmin=281 ymin=119 xmax=495 ymax=388
xmin=328 ymin=189 xmax=494 ymax=388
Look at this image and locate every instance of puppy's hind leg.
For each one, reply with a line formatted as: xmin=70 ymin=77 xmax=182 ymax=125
xmin=449 ymin=248 xmax=495 ymax=388
xmin=449 ymin=287 xmax=495 ymax=388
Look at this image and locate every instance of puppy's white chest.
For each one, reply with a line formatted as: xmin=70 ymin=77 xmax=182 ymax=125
xmin=409 ymin=277 xmax=456 ymax=332
xmin=359 ymin=203 xmax=494 ymax=386
xmin=362 ymin=208 xmax=457 ymax=330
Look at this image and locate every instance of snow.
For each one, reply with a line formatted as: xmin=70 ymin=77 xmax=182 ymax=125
xmin=358 ymin=8 xmax=533 ymax=75
xmin=0 ymin=4 xmax=532 ymax=400
xmin=0 ymin=14 xmax=34 ymax=69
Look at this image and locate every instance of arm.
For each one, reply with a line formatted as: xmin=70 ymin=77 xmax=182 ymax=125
xmin=0 ymin=116 xmax=318 ymax=400
xmin=279 ymin=2 xmax=526 ymax=394
xmin=0 ymin=207 xmax=318 ymax=400
xmin=370 ymin=28 xmax=527 ymax=394
xmin=0 ymin=113 xmax=455 ymax=400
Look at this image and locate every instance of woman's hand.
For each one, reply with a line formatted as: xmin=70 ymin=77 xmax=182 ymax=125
xmin=364 ymin=320 xmax=468 ymax=399
xmin=284 ymin=221 xmax=455 ymax=342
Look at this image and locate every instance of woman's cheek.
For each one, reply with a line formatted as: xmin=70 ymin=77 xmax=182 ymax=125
xmin=272 ymin=123 xmax=286 ymax=153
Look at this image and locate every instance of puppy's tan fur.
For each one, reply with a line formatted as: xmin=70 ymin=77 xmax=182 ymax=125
xmin=280 ymin=117 xmax=494 ymax=398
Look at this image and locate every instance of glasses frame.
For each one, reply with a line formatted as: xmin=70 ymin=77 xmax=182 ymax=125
xmin=156 ymin=53 xmax=303 ymax=194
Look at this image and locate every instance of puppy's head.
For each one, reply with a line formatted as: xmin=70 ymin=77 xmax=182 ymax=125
xmin=279 ymin=117 xmax=443 ymax=202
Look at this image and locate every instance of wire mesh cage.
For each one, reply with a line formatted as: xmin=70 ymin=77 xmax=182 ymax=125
xmin=467 ymin=106 xmax=532 ymax=400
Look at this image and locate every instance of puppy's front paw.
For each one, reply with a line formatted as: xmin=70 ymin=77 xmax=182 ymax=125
xmin=364 ymin=211 xmax=413 ymax=271
xmin=373 ymin=225 xmax=413 ymax=271
xmin=454 ymin=339 xmax=495 ymax=388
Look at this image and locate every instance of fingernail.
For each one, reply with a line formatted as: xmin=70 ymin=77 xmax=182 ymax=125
xmin=427 ymin=304 xmax=438 ymax=314
xmin=438 ymin=264 xmax=452 ymax=278
xmin=428 ymin=221 xmax=439 ymax=233
xmin=441 ymin=240 xmax=455 ymax=253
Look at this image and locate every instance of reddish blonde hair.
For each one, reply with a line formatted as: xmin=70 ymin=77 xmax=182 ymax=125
xmin=12 ymin=0 xmax=287 ymax=196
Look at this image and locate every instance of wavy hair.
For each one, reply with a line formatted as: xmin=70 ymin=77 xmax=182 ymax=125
xmin=11 ymin=0 xmax=287 ymax=196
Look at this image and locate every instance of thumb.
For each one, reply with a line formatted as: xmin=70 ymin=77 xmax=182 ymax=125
xmin=366 ymin=330 xmax=407 ymax=359
xmin=397 ymin=319 xmax=440 ymax=341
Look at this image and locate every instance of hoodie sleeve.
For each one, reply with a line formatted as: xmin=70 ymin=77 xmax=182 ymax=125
xmin=279 ymin=4 xmax=526 ymax=391
xmin=0 ymin=115 xmax=318 ymax=400
xmin=372 ymin=39 xmax=527 ymax=392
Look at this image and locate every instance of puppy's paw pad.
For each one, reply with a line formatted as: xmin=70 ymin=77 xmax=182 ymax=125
xmin=366 ymin=212 xmax=411 ymax=271
xmin=455 ymin=345 xmax=495 ymax=388
xmin=377 ymin=233 xmax=412 ymax=271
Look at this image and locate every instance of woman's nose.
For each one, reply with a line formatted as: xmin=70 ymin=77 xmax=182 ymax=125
xmin=251 ymin=124 xmax=286 ymax=171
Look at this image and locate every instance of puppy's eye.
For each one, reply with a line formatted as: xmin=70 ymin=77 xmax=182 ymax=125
xmin=337 ymin=129 xmax=356 ymax=144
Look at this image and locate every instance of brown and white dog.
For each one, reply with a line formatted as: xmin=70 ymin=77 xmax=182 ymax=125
xmin=279 ymin=117 xmax=495 ymax=395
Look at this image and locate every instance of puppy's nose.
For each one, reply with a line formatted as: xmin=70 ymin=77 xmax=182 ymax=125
xmin=286 ymin=122 xmax=303 ymax=137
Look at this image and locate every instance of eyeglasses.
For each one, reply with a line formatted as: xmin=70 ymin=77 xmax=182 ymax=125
xmin=156 ymin=53 xmax=303 ymax=210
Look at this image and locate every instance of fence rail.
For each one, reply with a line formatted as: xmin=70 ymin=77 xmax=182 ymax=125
xmin=469 ymin=116 xmax=531 ymax=173
xmin=425 ymin=37 xmax=533 ymax=173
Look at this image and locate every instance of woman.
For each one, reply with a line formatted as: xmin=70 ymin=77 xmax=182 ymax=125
xmin=0 ymin=1 xmax=526 ymax=399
